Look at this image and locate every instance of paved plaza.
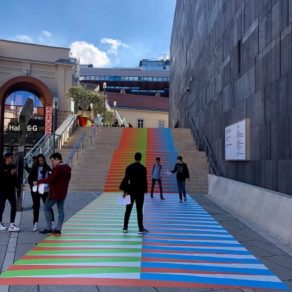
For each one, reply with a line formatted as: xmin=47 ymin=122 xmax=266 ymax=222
xmin=0 ymin=189 xmax=292 ymax=291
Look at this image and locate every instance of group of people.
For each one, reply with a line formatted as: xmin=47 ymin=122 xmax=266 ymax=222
xmin=120 ymin=152 xmax=190 ymax=234
xmin=0 ymin=152 xmax=71 ymax=236
xmin=0 ymin=149 xmax=189 ymax=236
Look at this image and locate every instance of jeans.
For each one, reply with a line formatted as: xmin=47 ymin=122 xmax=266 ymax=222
xmin=150 ymin=179 xmax=163 ymax=197
xmin=0 ymin=191 xmax=16 ymax=223
xmin=44 ymin=199 xmax=65 ymax=230
xmin=31 ymin=191 xmax=54 ymax=224
xmin=123 ymin=192 xmax=145 ymax=231
xmin=177 ymin=180 xmax=186 ymax=200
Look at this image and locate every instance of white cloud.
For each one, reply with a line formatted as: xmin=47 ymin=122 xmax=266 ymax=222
xmin=14 ymin=34 xmax=33 ymax=43
xmin=70 ymin=41 xmax=110 ymax=67
xmin=41 ymin=30 xmax=52 ymax=38
xmin=101 ymin=38 xmax=129 ymax=55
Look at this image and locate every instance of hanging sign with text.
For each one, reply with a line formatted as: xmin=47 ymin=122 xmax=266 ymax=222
xmin=225 ymin=119 xmax=250 ymax=161
xmin=45 ymin=106 xmax=53 ymax=134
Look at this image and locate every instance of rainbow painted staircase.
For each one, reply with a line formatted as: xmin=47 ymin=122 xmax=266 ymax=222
xmin=105 ymin=128 xmax=178 ymax=193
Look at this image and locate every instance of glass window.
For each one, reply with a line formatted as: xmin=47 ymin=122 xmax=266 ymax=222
xmin=137 ymin=119 xmax=144 ymax=128
xmin=158 ymin=120 xmax=165 ymax=128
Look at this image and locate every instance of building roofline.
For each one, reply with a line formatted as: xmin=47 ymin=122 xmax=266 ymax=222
xmin=0 ymin=39 xmax=70 ymax=51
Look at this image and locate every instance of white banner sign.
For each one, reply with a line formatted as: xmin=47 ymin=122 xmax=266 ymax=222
xmin=225 ymin=119 xmax=250 ymax=161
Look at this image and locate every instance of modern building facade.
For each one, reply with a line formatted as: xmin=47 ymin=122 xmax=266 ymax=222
xmin=80 ymin=59 xmax=169 ymax=97
xmin=170 ymin=1 xmax=292 ymax=195
xmin=0 ymin=39 xmax=78 ymax=152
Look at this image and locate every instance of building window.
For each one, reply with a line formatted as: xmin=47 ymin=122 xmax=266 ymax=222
xmin=137 ymin=119 xmax=144 ymax=128
xmin=158 ymin=120 xmax=165 ymax=128
xmin=237 ymin=40 xmax=241 ymax=74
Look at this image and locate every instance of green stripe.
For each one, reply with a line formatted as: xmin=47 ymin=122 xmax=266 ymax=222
xmin=16 ymin=257 xmax=140 ymax=264
xmin=2 ymin=266 xmax=140 ymax=277
xmin=37 ymin=241 xmax=142 ymax=247
xmin=28 ymin=248 xmax=140 ymax=254
xmin=43 ymin=236 xmax=142 ymax=246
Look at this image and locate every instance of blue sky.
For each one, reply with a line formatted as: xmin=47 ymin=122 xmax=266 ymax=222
xmin=0 ymin=0 xmax=176 ymax=67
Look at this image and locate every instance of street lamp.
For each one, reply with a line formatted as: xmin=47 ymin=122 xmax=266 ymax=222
xmin=103 ymin=82 xmax=106 ymax=126
xmin=113 ymin=101 xmax=117 ymax=126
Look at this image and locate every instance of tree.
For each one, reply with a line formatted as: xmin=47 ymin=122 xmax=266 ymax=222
xmin=67 ymin=86 xmax=103 ymax=116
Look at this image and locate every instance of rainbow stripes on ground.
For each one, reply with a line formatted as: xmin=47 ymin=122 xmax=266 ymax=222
xmin=0 ymin=192 xmax=288 ymax=290
xmin=105 ymin=128 xmax=178 ymax=193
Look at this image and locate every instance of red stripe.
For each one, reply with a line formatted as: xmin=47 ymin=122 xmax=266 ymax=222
xmin=0 ymin=277 xmax=244 ymax=289
xmin=22 ymin=255 xmax=136 ymax=260
xmin=9 ymin=265 xmax=133 ymax=270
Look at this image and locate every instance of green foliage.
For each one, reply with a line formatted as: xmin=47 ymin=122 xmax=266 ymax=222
xmin=67 ymin=86 xmax=105 ymax=116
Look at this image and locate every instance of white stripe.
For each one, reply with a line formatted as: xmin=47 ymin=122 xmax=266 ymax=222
xmin=160 ymin=261 xmax=267 ymax=269
xmin=146 ymin=253 xmax=255 ymax=259
xmin=144 ymin=245 xmax=246 ymax=251
xmin=39 ymin=244 xmax=142 ymax=248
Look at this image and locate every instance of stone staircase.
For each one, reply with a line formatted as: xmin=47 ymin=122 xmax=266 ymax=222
xmin=172 ymin=128 xmax=208 ymax=194
xmin=59 ymin=127 xmax=123 ymax=192
xmin=60 ymin=127 xmax=208 ymax=194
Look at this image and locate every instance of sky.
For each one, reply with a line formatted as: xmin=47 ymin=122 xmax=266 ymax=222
xmin=0 ymin=0 xmax=176 ymax=68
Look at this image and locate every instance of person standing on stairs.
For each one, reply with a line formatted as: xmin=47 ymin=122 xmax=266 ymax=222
xmin=28 ymin=154 xmax=55 ymax=231
xmin=33 ymin=152 xmax=71 ymax=236
xmin=170 ymin=155 xmax=190 ymax=203
xmin=150 ymin=157 xmax=165 ymax=200
xmin=120 ymin=152 xmax=148 ymax=234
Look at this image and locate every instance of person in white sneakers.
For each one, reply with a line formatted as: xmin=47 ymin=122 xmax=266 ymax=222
xmin=0 ymin=152 xmax=20 ymax=232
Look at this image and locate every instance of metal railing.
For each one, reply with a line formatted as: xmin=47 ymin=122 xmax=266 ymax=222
xmin=105 ymin=100 xmax=129 ymax=127
xmin=64 ymin=133 xmax=84 ymax=167
xmin=190 ymin=118 xmax=222 ymax=176
xmin=55 ymin=114 xmax=77 ymax=149
xmin=23 ymin=114 xmax=78 ymax=182
xmin=89 ymin=125 xmax=97 ymax=144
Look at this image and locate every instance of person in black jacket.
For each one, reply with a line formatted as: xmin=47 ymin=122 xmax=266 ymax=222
xmin=0 ymin=152 xmax=19 ymax=232
xmin=28 ymin=154 xmax=54 ymax=231
xmin=120 ymin=152 xmax=148 ymax=234
xmin=170 ymin=155 xmax=190 ymax=202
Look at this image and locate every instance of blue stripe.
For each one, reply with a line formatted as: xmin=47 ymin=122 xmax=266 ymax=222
xmin=144 ymin=233 xmax=234 ymax=240
xmin=142 ymin=245 xmax=248 ymax=254
xmin=140 ymin=273 xmax=288 ymax=290
xmin=142 ymin=253 xmax=258 ymax=263
xmin=141 ymin=262 xmax=273 ymax=275
xmin=144 ymin=229 xmax=228 ymax=235
xmin=143 ymin=239 xmax=241 ymax=247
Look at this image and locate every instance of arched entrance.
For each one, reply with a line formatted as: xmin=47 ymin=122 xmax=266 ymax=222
xmin=0 ymin=76 xmax=53 ymax=154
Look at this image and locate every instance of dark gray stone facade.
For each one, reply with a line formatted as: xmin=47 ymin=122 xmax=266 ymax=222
xmin=170 ymin=0 xmax=292 ymax=194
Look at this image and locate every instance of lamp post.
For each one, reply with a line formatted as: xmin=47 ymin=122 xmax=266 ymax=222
xmin=103 ymin=82 xmax=106 ymax=126
xmin=113 ymin=101 xmax=117 ymax=126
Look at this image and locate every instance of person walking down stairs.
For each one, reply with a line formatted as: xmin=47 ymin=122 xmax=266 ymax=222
xmin=170 ymin=155 xmax=190 ymax=203
xmin=120 ymin=152 xmax=149 ymax=234
xmin=150 ymin=157 xmax=165 ymax=200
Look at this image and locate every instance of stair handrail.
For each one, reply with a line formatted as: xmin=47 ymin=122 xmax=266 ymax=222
xmin=55 ymin=114 xmax=78 ymax=149
xmin=190 ymin=118 xmax=222 ymax=176
xmin=105 ymin=100 xmax=129 ymax=127
xmin=89 ymin=125 xmax=97 ymax=143
xmin=64 ymin=133 xmax=84 ymax=167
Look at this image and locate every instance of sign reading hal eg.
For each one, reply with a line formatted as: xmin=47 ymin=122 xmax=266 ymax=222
xmin=225 ymin=119 xmax=250 ymax=161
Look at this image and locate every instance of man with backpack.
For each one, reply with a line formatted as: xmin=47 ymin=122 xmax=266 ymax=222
xmin=170 ymin=155 xmax=190 ymax=202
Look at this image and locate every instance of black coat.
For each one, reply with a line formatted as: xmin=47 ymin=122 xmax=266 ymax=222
xmin=0 ymin=163 xmax=17 ymax=193
xmin=120 ymin=162 xmax=147 ymax=194
xmin=28 ymin=164 xmax=51 ymax=187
